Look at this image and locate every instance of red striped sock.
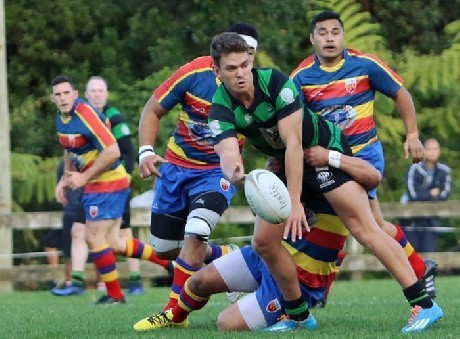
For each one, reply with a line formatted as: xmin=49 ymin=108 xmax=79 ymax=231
xmin=394 ymin=224 xmax=426 ymax=279
xmin=125 ymin=238 xmax=170 ymax=267
xmin=163 ymin=257 xmax=200 ymax=311
xmin=170 ymin=279 xmax=209 ymax=323
xmin=91 ymin=245 xmax=124 ymax=300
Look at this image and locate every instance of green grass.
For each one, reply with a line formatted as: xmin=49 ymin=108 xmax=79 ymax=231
xmin=1 ymin=277 xmax=459 ymax=338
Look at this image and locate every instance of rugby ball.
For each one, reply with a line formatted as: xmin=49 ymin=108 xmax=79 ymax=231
xmin=244 ymin=169 xmax=291 ymax=224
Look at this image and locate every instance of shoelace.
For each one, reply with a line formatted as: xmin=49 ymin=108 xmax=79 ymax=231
xmin=146 ymin=312 xmax=170 ymax=326
xmin=406 ymin=306 xmax=422 ymax=325
xmin=276 ymin=314 xmax=290 ymax=322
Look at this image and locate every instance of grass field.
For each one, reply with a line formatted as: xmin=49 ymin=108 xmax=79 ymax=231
xmin=1 ymin=276 xmax=459 ymax=338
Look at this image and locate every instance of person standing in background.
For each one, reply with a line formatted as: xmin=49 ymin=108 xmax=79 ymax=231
xmin=405 ymin=138 xmax=451 ymax=253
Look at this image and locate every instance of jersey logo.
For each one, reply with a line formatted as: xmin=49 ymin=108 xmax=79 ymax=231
xmin=120 ymin=125 xmax=131 ymax=135
xmin=316 ymin=170 xmax=336 ymax=189
xmin=279 ymin=88 xmax=295 ymax=104
xmin=345 ymin=78 xmax=357 ymax=93
xmin=209 ymin=119 xmax=222 ymax=136
xmin=68 ymin=134 xmax=76 ymax=148
xmin=220 ymin=178 xmax=230 ymax=191
xmin=89 ymin=205 xmax=99 ymax=218
xmin=244 ymin=114 xmax=253 ymax=124
xmin=265 ymin=298 xmax=281 ymax=313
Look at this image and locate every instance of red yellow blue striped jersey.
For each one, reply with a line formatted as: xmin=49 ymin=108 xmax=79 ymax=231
xmin=154 ymin=56 xmax=244 ymax=169
xmin=283 ymin=197 xmax=349 ymax=288
xmin=56 ymin=98 xmax=129 ymax=194
xmin=291 ymin=49 xmax=403 ymax=154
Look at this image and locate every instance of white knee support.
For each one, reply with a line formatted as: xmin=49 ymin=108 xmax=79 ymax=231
xmin=184 ymin=208 xmax=220 ymax=242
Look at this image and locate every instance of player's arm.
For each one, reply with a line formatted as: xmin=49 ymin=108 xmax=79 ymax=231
xmin=55 ymin=151 xmax=71 ymax=205
xmin=138 ymin=94 xmax=169 ymax=178
xmin=117 ymin=136 xmax=135 ymax=175
xmin=278 ymin=108 xmax=308 ymax=240
xmin=214 ymin=137 xmax=246 ymax=186
xmin=67 ymin=142 xmax=120 ymax=188
xmin=394 ymin=87 xmax=424 ymax=163
xmin=304 ymin=146 xmax=381 ymax=190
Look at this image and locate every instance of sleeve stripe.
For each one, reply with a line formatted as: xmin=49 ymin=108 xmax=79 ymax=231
xmin=75 ymin=103 xmax=115 ymax=148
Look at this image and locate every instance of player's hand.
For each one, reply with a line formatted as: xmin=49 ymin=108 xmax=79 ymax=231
xmin=283 ymin=201 xmax=309 ymax=242
xmin=265 ymin=157 xmax=283 ymax=173
xmin=230 ymin=162 xmax=246 ymax=187
xmin=55 ymin=180 xmax=68 ymax=206
xmin=304 ymin=146 xmax=330 ymax=167
xmin=138 ymin=154 xmax=169 ymax=178
xmin=65 ymin=170 xmax=87 ymax=190
xmin=404 ymin=135 xmax=424 ymax=163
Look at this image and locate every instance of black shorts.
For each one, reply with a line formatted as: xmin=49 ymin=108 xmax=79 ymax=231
xmin=120 ymin=195 xmax=131 ymax=229
xmin=61 ymin=206 xmax=86 ymax=258
xmin=301 ymin=164 xmax=353 ymax=195
xmin=42 ymin=229 xmax=63 ymax=249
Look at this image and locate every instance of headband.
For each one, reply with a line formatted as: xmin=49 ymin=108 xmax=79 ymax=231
xmin=239 ymin=34 xmax=258 ymax=50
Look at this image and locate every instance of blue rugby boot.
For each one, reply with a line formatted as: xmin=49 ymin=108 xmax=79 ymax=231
xmin=51 ymin=283 xmax=84 ymax=296
xmin=260 ymin=313 xmax=317 ymax=332
xmin=401 ymin=301 xmax=443 ymax=333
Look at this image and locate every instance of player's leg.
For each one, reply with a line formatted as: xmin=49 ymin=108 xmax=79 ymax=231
xmin=84 ymin=190 xmax=128 ymax=304
xmin=133 ymin=245 xmax=260 ymax=331
xmin=324 ymin=180 xmax=442 ymax=332
xmin=369 ymin=198 xmax=437 ymax=297
xmin=50 ymin=212 xmax=86 ymax=296
xmin=118 ymin=196 xmax=144 ymax=295
xmin=252 ymin=215 xmax=314 ymax=331
xmin=43 ymin=229 xmax=62 ymax=267
xmin=219 ymin=246 xmax=316 ymax=332
xmin=357 ymin=142 xmax=434 ymax=293
xmin=159 ymin=166 xmax=238 ymax=310
xmin=107 ymin=198 xmax=171 ymax=271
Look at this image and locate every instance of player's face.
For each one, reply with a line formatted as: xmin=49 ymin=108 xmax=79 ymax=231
xmin=310 ymin=19 xmax=345 ymax=66
xmin=85 ymin=78 xmax=108 ymax=111
xmin=214 ymin=52 xmax=253 ymax=96
xmin=51 ymin=82 xmax=78 ymax=114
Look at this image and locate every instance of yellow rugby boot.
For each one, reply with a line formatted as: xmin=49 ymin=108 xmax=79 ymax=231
xmin=133 ymin=309 xmax=189 ymax=331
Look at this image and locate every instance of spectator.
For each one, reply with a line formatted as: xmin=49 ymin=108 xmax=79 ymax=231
xmin=404 ymin=138 xmax=452 ymax=252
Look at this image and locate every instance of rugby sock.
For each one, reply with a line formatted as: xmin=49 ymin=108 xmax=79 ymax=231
xmin=170 ymin=279 xmax=210 ymax=323
xmin=129 ymin=271 xmax=141 ymax=282
xmin=285 ymin=297 xmax=310 ymax=321
xmin=91 ymin=244 xmax=124 ymax=300
xmin=204 ymin=244 xmax=231 ymax=264
xmin=163 ymin=257 xmax=200 ymax=311
xmin=125 ymin=238 xmax=171 ymax=268
xmin=403 ymin=281 xmax=433 ymax=309
xmin=71 ymin=271 xmax=85 ymax=287
xmin=394 ymin=224 xmax=426 ymax=279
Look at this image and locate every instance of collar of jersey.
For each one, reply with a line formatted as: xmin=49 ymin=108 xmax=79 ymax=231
xmin=318 ymin=57 xmax=345 ymax=72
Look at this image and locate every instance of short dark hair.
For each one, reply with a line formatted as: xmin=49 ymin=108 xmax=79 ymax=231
xmin=50 ymin=75 xmax=76 ymax=90
xmin=310 ymin=11 xmax=344 ymax=34
xmin=226 ymin=22 xmax=259 ymax=43
xmin=210 ymin=32 xmax=249 ymax=67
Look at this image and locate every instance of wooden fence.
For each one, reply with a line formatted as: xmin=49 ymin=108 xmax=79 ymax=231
xmin=0 ymin=201 xmax=460 ymax=292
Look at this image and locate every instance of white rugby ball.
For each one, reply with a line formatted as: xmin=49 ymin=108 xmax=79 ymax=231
xmin=244 ymin=169 xmax=291 ymax=224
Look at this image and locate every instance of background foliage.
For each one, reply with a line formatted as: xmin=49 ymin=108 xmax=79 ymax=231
xmin=5 ymin=0 xmax=460 ymax=210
